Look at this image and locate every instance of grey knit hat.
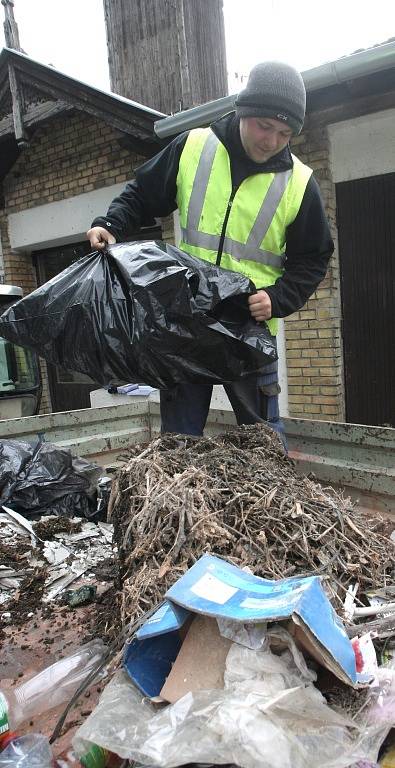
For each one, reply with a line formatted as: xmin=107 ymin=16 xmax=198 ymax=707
xmin=235 ymin=61 xmax=306 ymax=135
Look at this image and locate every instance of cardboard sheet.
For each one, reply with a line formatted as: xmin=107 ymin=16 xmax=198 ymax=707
xmin=160 ymin=614 xmax=231 ymax=703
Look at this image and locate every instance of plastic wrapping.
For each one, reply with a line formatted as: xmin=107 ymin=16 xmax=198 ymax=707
xmin=0 ymin=734 xmax=55 ymax=766
xmin=366 ymin=660 xmax=395 ymax=726
xmin=73 ymin=671 xmax=152 ymax=762
xmin=216 ymin=617 xmax=268 ymax=650
xmin=74 ymin=631 xmax=389 ymax=768
xmin=0 ymin=241 xmax=277 ymax=389
xmin=95 ymin=477 xmax=113 ymax=522
xmin=0 ymin=439 xmax=101 ymax=519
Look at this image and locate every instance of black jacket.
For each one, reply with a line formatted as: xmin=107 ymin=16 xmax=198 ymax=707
xmin=92 ymin=113 xmax=334 ymax=318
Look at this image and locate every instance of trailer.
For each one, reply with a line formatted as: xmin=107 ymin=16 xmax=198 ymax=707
xmin=0 ymin=398 xmax=394 ymax=517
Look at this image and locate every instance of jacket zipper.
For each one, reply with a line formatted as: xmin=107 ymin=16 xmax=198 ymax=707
xmin=216 ymin=186 xmax=238 ymax=266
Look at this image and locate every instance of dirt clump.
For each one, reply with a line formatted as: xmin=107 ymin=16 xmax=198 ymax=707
xmin=5 ymin=569 xmax=48 ymax=626
xmin=0 ymin=539 xmax=31 ymax=569
xmin=33 ymin=516 xmax=82 ymax=540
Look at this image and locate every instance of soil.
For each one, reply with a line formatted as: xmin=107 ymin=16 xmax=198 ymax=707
xmin=1 ymin=525 xmax=120 ymax=640
xmin=0 ymin=602 xmax=105 ymax=761
xmin=0 ymin=518 xmax=121 ymax=761
xmin=3 ymin=569 xmax=48 ymax=627
xmin=83 ymin=556 xmax=124 ymax=643
xmin=33 ymin=516 xmax=82 ymax=540
xmin=85 ymin=582 xmax=123 ymax=643
xmin=0 ymin=539 xmax=32 ymax=569
xmin=316 ymin=667 xmax=369 ymax=717
xmin=0 ymin=532 xmax=114 ymax=752
xmin=92 ymin=556 xmax=119 ymax=583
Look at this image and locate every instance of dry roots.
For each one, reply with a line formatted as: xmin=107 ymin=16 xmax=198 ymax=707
xmin=109 ymin=424 xmax=394 ymax=627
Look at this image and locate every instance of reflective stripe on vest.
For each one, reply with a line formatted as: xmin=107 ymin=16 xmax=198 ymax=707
xmin=180 ymin=228 xmax=286 ymax=269
xmin=182 ymin=131 xmax=292 ymax=270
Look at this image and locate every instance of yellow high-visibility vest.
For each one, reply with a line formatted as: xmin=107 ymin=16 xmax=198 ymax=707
xmin=176 ymin=127 xmax=312 ymax=334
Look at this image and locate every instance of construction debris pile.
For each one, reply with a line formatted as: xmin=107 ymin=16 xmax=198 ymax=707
xmin=0 ymin=509 xmax=115 ymax=629
xmin=2 ymin=425 xmax=395 ymax=766
xmin=110 ymin=424 xmax=394 ymax=627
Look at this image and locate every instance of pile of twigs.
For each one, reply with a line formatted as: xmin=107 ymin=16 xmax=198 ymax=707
xmin=109 ymin=424 xmax=393 ymax=627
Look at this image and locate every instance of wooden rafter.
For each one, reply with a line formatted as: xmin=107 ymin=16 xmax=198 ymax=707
xmin=8 ymin=61 xmax=27 ymax=143
xmin=19 ymin=69 xmax=161 ymax=141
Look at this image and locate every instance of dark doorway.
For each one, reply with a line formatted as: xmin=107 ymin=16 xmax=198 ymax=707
xmin=35 ymin=241 xmax=98 ymax=412
xmin=336 ymin=173 xmax=395 ymax=427
xmin=34 ymin=228 xmax=161 ymax=412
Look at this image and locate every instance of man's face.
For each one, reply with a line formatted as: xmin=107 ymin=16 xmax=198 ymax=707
xmin=239 ymin=116 xmax=293 ymax=163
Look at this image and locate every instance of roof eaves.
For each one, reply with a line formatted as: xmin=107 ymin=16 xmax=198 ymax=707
xmin=0 ymin=47 xmax=168 ymax=126
xmin=154 ymin=39 xmax=395 ymax=138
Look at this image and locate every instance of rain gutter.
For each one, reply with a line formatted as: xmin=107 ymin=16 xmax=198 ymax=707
xmin=154 ymin=40 xmax=395 ymax=138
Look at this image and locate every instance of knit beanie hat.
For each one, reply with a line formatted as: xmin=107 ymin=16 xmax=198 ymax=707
xmin=235 ymin=61 xmax=306 ymax=135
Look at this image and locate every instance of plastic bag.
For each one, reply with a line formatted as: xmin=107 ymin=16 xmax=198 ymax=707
xmin=74 ymin=632 xmax=385 ymax=768
xmin=223 ymin=626 xmax=317 ymax=691
xmin=0 ymin=241 xmax=277 ymax=389
xmin=216 ymin=617 xmax=268 ymax=650
xmin=0 ymin=439 xmax=101 ymax=519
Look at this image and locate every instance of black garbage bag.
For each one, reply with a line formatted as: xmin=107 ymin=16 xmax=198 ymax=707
xmin=0 ymin=439 xmax=101 ymax=519
xmin=0 ymin=241 xmax=277 ymax=389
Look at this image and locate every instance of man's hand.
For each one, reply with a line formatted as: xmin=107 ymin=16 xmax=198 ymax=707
xmin=248 ymin=290 xmax=272 ymax=322
xmin=86 ymin=226 xmax=116 ymax=250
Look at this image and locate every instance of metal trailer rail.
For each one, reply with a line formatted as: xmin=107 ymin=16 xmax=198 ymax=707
xmin=0 ymin=400 xmax=394 ymax=516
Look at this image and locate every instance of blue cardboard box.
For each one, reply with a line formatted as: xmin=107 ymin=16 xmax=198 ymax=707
xmin=124 ymin=554 xmax=361 ymax=698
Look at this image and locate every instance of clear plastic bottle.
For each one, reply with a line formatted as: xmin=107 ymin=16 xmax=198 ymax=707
xmin=0 ymin=733 xmax=57 ymax=767
xmin=0 ymin=640 xmax=106 ymax=736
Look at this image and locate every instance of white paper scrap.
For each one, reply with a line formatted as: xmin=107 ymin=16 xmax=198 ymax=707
xmin=190 ymin=573 xmax=238 ymax=604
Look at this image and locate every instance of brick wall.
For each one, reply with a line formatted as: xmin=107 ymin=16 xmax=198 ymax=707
xmin=288 ymin=125 xmax=343 ymax=421
xmin=1 ymin=111 xmax=151 ymax=413
xmin=3 ymin=112 xmax=138 ymax=217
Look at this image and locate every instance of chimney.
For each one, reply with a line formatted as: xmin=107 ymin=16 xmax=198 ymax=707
xmin=103 ymin=0 xmax=228 ymax=115
xmin=2 ymin=0 xmax=21 ymax=51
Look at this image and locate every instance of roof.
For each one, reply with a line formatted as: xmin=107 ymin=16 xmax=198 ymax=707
xmin=0 ymin=47 xmax=168 ymax=164
xmin=348 ymin=36 xmax=395 ymax=56
xmin=155 ymin=39 xmax=395 ymax=138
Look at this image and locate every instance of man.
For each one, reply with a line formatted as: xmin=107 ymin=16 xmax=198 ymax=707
xmin=87 ymin=61 xmax=334 ymax=437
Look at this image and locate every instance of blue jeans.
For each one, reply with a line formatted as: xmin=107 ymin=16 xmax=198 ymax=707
xmin=160 ymin=359 xmax=285 ymax=442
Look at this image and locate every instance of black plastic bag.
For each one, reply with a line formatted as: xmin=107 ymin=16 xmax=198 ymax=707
xmin=0 ymin=439 xmax=101 ymax=519
xmin=0 ymin=240 xmax=277 ymax=389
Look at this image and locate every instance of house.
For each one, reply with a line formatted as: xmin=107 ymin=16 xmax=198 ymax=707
xmin=0 ymin=0 xmax=231 ymax=417
xmin=1 ymin=35 xmax=394 ymax=426
xmin=0 ymin=46 xmax=169 ymax=413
